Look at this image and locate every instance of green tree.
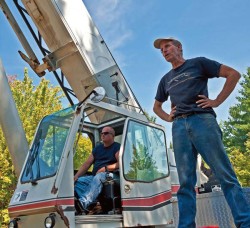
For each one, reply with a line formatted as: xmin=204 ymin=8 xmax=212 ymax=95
xmin=0 ymin=68 xmax=64 ymax=226
xmin=74 ymin=134 xmax=92 ymax=170
xmin=229 ymin=133 xmax=250 ymax=186
xmin=144 ymin=110 xmax=157 ymax=123
xmin=0 ymin=130 xmax=16 ymax=226
xmin=222 ymin=68 xmax=250 ymax=153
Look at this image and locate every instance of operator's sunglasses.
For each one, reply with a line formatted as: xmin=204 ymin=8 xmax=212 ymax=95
xmin=101 ymin=132 xmax=112 ymax=136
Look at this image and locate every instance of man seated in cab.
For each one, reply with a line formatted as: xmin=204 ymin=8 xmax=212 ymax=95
xmin=74 ymin=126 xmax=120 ymax=213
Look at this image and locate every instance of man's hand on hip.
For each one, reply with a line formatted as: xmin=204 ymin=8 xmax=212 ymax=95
xmin=196 ymin=95 xmax=220 ymax=108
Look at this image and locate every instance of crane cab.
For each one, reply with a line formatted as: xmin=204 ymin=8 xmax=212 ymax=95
xmin=8 ymin=100 xmax=174 ymax=228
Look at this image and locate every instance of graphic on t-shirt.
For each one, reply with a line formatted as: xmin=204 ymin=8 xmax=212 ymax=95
xmin=168 ymin=72 xmax=192 ymax=91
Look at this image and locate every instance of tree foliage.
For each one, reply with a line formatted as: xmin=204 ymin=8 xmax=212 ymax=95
xmin=229 ymin=133 xmax=250 ymax=186
xmin=222 ymin=68 xmax=250 ymax=153
xmin=0 ymin=130 xmax=17 ymax=227
xmin=143 ymin=110 xmax=157 ymax=123
xmin=0 ymin=68 xmax=64 ymax=225
xmin=221 ymin=68 xmax=250 ymax=186
xmin=74 ymin=134 xmax=92 ymax=170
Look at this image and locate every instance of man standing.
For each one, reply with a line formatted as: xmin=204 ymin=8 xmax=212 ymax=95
xmin=74 ymin=126 xmax=120 ymax=213
xmin=153 ymin=37 xmax=250 ymax=228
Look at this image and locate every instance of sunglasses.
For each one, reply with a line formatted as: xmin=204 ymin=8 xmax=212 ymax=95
xmin=101 ymin=132 xmax=112 ymax=136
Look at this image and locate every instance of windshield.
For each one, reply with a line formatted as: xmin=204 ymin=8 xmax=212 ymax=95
xmin=21 ymin=106 xmax=76 ymax=183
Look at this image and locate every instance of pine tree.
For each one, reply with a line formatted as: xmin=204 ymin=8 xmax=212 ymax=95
xmin=222 ymin=68 xmax=250 ymax=153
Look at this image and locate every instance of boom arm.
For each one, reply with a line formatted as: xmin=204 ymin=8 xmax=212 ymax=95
xmin=10 ymin=0 xmax=144 ymax=123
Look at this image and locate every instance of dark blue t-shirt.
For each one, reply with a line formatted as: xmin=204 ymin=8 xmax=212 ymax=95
xmin=92 ymin=142 xmax=120 ymax=175
xmin=155 ymin=57 xmax=221 ymax=117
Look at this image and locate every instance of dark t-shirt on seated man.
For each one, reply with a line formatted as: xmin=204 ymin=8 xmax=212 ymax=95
xmin=92 ymin=142 xmax=120 ymax=175
xmin=155 ymin=57 xmax=221 ymax=117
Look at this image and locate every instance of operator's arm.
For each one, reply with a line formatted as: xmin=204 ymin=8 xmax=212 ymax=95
xmin=96 ymin=151 xmax=120 ymax=173
xmin=197 ymin=65 xmax=240 ymax=108
xmin=74 ymin=154 xmax=94 ymax=181
xmin=153 ymin=100 xmax=175 ymax=122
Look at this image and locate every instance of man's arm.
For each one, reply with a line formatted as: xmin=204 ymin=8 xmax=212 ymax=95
xmin=153 ymin=100 xmax=176 ymax=122
xmin=197 ymin=64 xmax=240 ymax=108
xmin=74 ymin=154 xmax=94 ymax=181
xmin=96 ymin=151 xmax=119 ymax=173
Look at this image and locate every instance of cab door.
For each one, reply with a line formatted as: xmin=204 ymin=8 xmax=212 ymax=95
xmin=120 ymin=119 xmax=174 ymax=227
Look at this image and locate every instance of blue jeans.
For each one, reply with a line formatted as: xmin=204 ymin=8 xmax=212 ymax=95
xmin=75 ymin=172 xmax=109 ymax=209
xmin=172 ymin=113 xmax=250 ymax=228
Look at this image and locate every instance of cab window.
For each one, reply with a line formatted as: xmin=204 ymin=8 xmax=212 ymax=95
xmin=123 ymin=120 xmax=169 ymax=182
xmin=21 ymin=106 xmax=75 ymax=183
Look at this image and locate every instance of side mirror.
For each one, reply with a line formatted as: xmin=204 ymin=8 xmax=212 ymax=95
xmin=77 ymin=87 xmax=106 ymax=108
xmin=90 ymin=87 xmax=106 ymax=103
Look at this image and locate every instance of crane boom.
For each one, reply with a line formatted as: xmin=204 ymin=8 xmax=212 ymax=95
xmin=16 ymin=0 xmax=144 ymax=123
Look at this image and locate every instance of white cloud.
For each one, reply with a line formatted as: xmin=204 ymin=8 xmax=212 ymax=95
xmin=84 ymin=0 xmax=134 ymax=51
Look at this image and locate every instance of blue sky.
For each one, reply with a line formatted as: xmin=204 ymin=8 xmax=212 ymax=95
xmin=1 ymin=0 xmax=250 ymax=143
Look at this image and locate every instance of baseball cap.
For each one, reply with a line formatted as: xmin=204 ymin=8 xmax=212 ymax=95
xmin=153 ymin=37 xmax=181 ymax=49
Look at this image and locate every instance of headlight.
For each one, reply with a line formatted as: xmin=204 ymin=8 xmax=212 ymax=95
xmin=8 ymin=218 xmax=19 ymax=228
xmin=44 ymin=213 xmax=56 ymax=228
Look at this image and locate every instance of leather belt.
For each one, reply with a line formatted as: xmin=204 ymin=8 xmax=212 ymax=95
xmin=174 ymin=112 xmax=197 ymax=119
